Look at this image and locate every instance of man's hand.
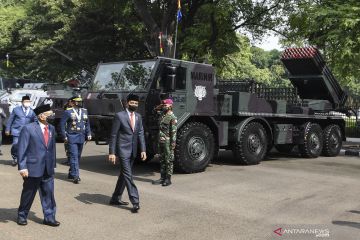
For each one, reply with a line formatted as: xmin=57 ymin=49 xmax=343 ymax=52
xmin=140 ymin=152 xmax=147 ymax=161
xmin=19 ymin=170 xmax=29 ymax=178
xmin=109 ymin=154 xmax=117 ymax=165
xmin=5 ymin=131 xmax=10 ymax=136
xmin=87 ymin=136 xmax=92 ymax=141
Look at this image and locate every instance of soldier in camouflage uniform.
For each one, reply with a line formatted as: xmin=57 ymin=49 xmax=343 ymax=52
xmin=152 ymin=99 xmax=177 ymax=186
xmin=61 ymin=98 xmax=74 ymax=166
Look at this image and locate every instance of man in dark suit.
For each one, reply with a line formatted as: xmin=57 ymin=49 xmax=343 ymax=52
xmin=108 ymin=94 xmax=147 ymax=213
xmin=5 ymin=95 xmax=36 ymax=166
xmin=17 ymin=104 xmax=60 ymax=227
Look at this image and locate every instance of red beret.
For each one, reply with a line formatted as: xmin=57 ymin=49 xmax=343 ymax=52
xmin=163 ymin=99 xmax=173 ymax=105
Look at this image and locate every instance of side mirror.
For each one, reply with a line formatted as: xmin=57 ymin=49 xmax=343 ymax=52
xmin=165 ymin=65 xmax=176 ymax=92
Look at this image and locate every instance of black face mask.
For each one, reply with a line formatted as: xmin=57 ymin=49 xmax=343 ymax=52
xmin=128 ymin=105 xmax=138 ymax=112
xmin=162 ymin=106 xmax=170 ymax=112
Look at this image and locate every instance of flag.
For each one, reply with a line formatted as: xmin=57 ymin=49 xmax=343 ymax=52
xmin=177 ymin=0 xmax=182 ymax=22
xmin=6 ymin=53 xmax=9 ymax=68
xmin=159 ymin=32 xmax=164 ymax=54
xmin=177 ymin=9 xmax=182 ymax=22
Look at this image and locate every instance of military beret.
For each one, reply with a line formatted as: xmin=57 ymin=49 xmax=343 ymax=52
xmin=34 ymin=104 xmax=51 ymax=116
xmin=162 ymin=99 xmax=173 ymax=105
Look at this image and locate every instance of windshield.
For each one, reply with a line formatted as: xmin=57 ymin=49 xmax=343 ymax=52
xmin=93 ymin=61 xmax=156 ymax=91
xmin=10 ymin=92 xmax=31 ymax=102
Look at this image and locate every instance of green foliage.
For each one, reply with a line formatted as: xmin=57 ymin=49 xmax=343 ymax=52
xmin=216 ymin=35 xmax=289 ymax=86
xmin=284 ymin=0 xmax=360 ymax=90
xmin=0 ymin=0 xmax=287 ymax=85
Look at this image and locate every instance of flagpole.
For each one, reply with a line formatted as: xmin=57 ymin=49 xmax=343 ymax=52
xmin=173 ymin=15 xmax=179 ymax=59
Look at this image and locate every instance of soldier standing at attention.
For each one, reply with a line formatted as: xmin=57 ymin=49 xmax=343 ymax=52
xmin=60 ymin=96 xmax=91 ymax=184
xmin=5 ymin=96 xmax=36 ymax=166
xmin=0 ymin=106 xmax=7 ymax=155
xmin=152 ymin=98 xmax=177 ymax=186
xmin=61 ymin=98 xmax=74 ymax=166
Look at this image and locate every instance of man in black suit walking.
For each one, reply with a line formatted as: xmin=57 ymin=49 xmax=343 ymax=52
xmin=108 ymin=94 xmax=147 ymax=213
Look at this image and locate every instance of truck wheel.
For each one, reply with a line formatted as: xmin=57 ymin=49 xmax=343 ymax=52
xmin=299 ymin=123 xmax=323 ymax=158
xmin=233 ymin=122 xmax=267 ymax=165
xmin=275 ymin=144 xmax=295 ymax=153
xmin=175 ymin=122 xmax=215 ymax=173
xmin=322 ymin=124 xmax=342 ymax=157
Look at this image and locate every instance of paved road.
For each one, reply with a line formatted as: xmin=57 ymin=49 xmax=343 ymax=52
xmin=0 ymin=142 xmax=360 ymax=240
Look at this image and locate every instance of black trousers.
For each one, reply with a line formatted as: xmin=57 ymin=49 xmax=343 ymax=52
xmin=112 ymin=157 xmax=139 ymax=204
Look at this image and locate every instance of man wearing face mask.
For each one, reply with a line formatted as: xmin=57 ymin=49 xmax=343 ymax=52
xmin=108 ymin=94 xmax=147 ymax=213
xmin=152 ymin=99 xmax=177 ymax=186
xmin=60 ymin=96 xmax=91 ymax=184
xmin=17 ymin=104 xmax=59 ymax=227
xmin=5 ymin=96 xmax=36 ymax=166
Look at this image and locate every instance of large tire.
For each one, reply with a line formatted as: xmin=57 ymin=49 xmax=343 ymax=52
xmin=299 ymin=123 xmax=323 ymax=158
xmin=175 ymin=122 xmax=215 ymax=173
xmin=232 ymin=122 xmax=267 ymax=165
xmin=275 ymin=144 xmax=295 ymax=153
xmin=322 ymin=124 xmax=342 ymax=157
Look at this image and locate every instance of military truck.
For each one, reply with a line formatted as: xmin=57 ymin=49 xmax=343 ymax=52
xmin=85 ymin=47 xmax=347 ymax=173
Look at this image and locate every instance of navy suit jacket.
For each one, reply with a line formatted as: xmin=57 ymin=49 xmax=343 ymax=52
xmin=5 ymin=106 xmax=36 ymax=136
xmin=109 ymin=110 xmax=146 ymax=159
xmin=17 ymin=122 xmax=56 ymax=177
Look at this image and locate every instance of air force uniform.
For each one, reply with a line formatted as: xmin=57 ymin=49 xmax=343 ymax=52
xmin=60 ymin=100 xmax=91 ymax=182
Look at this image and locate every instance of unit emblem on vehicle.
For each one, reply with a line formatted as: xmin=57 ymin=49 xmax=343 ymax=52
xmin=43 ymin=98 xmax=54 ymax=107
xmin=194 ymin=85 xmax=207 ymax=101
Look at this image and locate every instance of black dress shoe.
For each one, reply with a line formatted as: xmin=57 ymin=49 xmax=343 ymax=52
xmin=73 ymin=177 xmax=81 ymax=184
xmin=109 ymin=199 xmax=129 ymax=206
xmin=68 ymin=174 xmax=74 ymax=180
xmin=43 ymin=220 xmax=60 ymax=227
xmin=17 ymin=218 xmax=27 ymax=226
xmin=61 ymin=160 xmax=70 ymax=166
xmin=131 ymin=204 xmax=140 ymax=213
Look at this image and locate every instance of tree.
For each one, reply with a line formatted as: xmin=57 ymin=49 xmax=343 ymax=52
xmin=283 ymin=0 xmax=360 ymax=90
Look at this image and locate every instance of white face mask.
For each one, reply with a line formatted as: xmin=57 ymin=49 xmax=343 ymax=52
xmin=23 ymin=102 xmax=31 ymax=108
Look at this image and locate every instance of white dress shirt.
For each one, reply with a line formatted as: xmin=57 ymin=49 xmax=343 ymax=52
xmin=22 ymin=106 xmax=30 ymax=116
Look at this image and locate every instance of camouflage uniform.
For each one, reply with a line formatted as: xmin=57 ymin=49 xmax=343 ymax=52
xmin=158 ymin=112 xmax=177 ymax=177
xmin=63 ymin=102 xmax=72 ymax=164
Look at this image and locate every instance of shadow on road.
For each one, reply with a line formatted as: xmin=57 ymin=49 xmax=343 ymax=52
xmin=74 ymin=193 xmax=132 ymax=211
xmin=349 ymin=210 xmax=360 ymax=214
xmin=0 ymin=208 xmax=43 ymax=224
xmin=211 ymin=150 xmax=303 ymax=166
xmin=332 ymin=220 xmax=360 ymax=229
xmin=55 ymin=155 xmax=160 ymax=182
xmin=0 ymin=159 xmax=13 ymax=166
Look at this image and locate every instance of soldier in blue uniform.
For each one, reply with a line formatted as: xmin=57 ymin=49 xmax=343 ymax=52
xmin=60 ymin=96 xmax=91 ymax=184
